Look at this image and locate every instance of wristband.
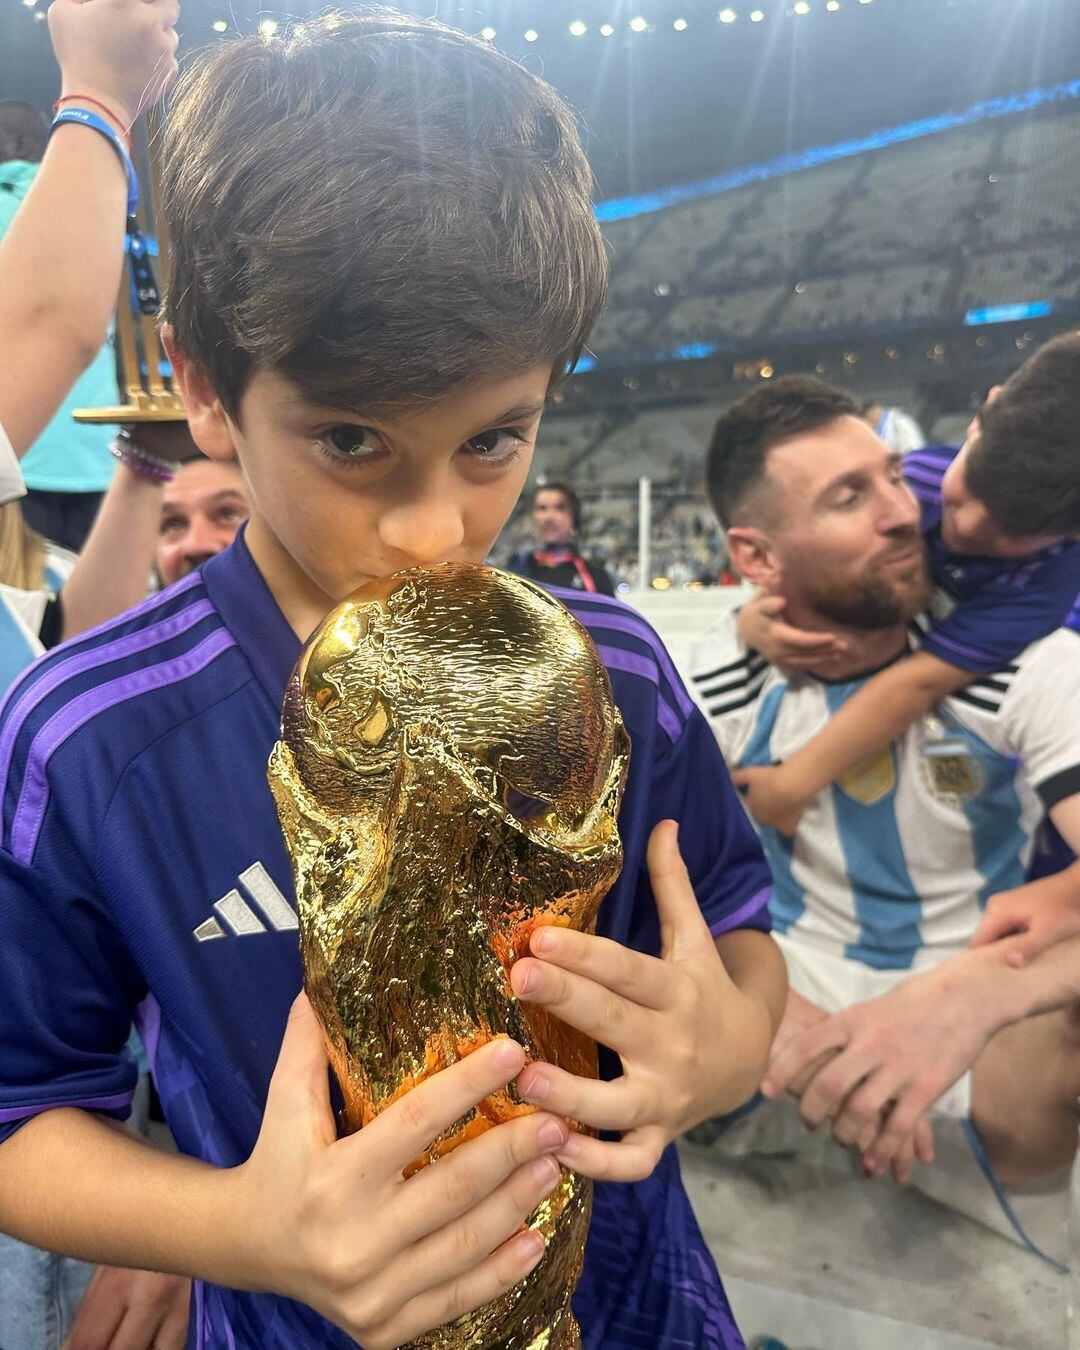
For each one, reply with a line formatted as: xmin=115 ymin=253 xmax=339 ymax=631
xmin=49 ymin=108 xmax=139 ymax=218
xmin=110 ymin=432 xmax=175 ymax=485
xmin=53 ymin=95 xmax=132 ymax=150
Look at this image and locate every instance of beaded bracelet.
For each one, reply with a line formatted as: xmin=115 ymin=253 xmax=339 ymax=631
xmin=110 ymin=432 xmax=175 ymax=485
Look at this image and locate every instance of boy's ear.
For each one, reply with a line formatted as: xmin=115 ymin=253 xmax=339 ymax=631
xmin=725 ymin=526 xmax=782 ymax=591
xmin=161 ymin=327 xmax=238 ymax=464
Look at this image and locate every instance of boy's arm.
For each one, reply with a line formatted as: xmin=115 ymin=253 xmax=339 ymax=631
xmin=734 ymin=650 xmax=970 ymax=832
xmin=0 ymin=998 xmax=569 ymax=1350
xmin=0 ymin=0 xmax=178 ymax=457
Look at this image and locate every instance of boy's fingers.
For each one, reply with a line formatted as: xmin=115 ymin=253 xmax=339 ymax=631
xmin=359 ymin=1037 xmax=527 ymax=1174
xmin=646 ymin=820 xmax=713 ymax=962
xmin=527 ymin=927 xmax=671 ymax=1010
xmin=554 ymin=1125 xmax=666 ymax=1184
xmin=751 ymin=594 xmax=787 ymax=617
xmin=382 ymin=1229 xmax=545 ymax=1350
xmin=762 ymin=1019 xmax=848 ymax=1098
xmin=970 ymin=906 xmax=1022 ymax=947
xmin=510 ymin=959 xmax=648 ymax=1057
xmin=394 ymin=1111 xmax=568 ymax=1245
xmin=776 ymin=624 xmax=844 ymax=654
xmin=516 ymin=1062 xmax=641 ymax=1131
xmin=264 ymin=991 xmax=334 ymax=1136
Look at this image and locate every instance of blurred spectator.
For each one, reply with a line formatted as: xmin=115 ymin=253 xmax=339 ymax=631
xmin=506 ymin=480 xmax=617 ymax=596
xmin=157 ymin=456 xmax=251 ymax=586
xmin=861 ymin=401 xmax=926 ymax=456
xmin=0 ymin=101 xmax=122 ymax=551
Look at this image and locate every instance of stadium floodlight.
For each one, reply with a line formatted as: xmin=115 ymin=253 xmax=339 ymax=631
xmin=258 ymin=17 xmax=279 ymax=36
xmin=600 ymin=22 xmax=615 ymax=35
xmin=750 ymin=8 xmax=765 ymax=20
xmin=480 ymin=26 xmax=497 ymax=40
xmin=212 ymin=19 xmax=229 ymax=32
xmin=718 ymin=7 xmax=737 ymax=22
xmin=524 ymin=27 xmax=539 ymax=41
xmin=793 ymin=1 xmax=810 ymax=13
xmin=673 ymin=17 xmax=689 ymax=29
xmin=629 ymin=16 xmax=649 ymax=32
xmin=826 ymin=0 xmax=840 ymax=9
xmin=569 ymin=19 xmax=587 ymax=35
xmin=20 ymin=0 xmax=35 ymax=8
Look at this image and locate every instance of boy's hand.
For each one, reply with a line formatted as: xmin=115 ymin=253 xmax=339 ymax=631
xmin=63 ymin=1266 xmax=190 ymax=1350
xmin=50 ymin=0 xmax=180 ymax=128
xmin=511 ymin=821 xmax=774 ymax=1183
xmin=232 ymin=993 xmax=571 ymax=1350
xmin=730 ymin=763 xmax=806 ymax=835
xmin=971 ymin=870 xmax=1080 ymax=967
xmin=736 ymin=594 xmax=847 ymax=670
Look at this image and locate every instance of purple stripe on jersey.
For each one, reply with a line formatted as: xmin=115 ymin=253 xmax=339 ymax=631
xmin=11 ymin=628 xmax=236 ymax=864
xmin=0 ymin=596 xmax=216 ymax=794
xmin=194 ymin=1282 xmax=206 ymax=1350
xmin=0 ymin=1088 xmax=134 ymax=1123
xmin=573 ymin=610 xmax=695 ymax=720
xmin=134 ymin=994 xmax=162 ymax=1079
xmin=595 ymin=644 xmax=681 ymax=743
xmin=709 ymin=885 xmax=772 ymax=936
xmin=902 ymin=465 xmax=944 ymax=489
xmin=923 ymin=629 xmax=992 ymax=666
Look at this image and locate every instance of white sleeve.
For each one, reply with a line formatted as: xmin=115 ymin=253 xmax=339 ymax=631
xmin=0 ymin=419 xmax=25 ymax=506
xmin=662 ymin=611 xmax=767 ymax=765
xmin=997 ymin=628 xmax=1080 ymax=808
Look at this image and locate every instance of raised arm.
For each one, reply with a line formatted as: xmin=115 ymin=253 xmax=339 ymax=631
xmin=0 ymin=0 xmax=178 ymax=457
xmin=735 ymin=649 xmax=970 ymax=833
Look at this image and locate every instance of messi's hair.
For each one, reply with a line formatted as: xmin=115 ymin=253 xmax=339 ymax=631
xmin=532 ymin=480 xmax=582 ymax=531
xmin=0 ymin=101 xmax=48 ymax=164
xmin=966 ymin=332 xmax=1080 ymax=537
xmin=706 ymin=376 xmax=860 ymax=527
xmin=159 ymin=8 xmax=608 ymax=419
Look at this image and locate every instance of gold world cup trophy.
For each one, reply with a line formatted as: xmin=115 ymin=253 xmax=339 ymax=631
xmin=269 ymin=564 xmax=630 ymax=1347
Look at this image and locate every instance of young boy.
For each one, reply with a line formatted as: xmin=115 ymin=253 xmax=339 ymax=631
xmin=733 ymin=335 xmax=1080 ymax=834
xmin=0 ymin=15 xmax=784 ymax=1349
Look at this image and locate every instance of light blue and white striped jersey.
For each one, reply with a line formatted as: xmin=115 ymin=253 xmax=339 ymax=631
xmin=670 ymin=612 xmax=1080 ymax=973
xmin=0 ymin=543 xmax=75 ymax=693
xmin=0 ymin=421 xmax=22 ymax=507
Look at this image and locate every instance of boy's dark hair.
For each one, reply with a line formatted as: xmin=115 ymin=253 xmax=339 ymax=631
xmin=159 ymin=8 xmax=608 ymax=419
xmin=532 ymin=480 xmax=581 ymax=531
xmin=966 ymin=332 xmax=1080 ymax=538
xmin=0 ymin=101 xmax=48 ymax=165
xmin=706 ymin=375 xmax=860 ymax=528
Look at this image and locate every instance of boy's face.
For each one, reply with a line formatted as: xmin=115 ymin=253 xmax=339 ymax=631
xmin=172 ymin=349 xmax=550 ymax=634
xmin=942 ymin=423 xmax=1062 ymax=558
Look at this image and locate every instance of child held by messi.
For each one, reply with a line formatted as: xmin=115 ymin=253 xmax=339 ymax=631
xmin=0 ymin=12 xmax=785 ymax=1349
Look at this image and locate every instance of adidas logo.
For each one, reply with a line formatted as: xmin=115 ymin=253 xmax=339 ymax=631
xmin=194 ymin=862 xmax=299 ymax=942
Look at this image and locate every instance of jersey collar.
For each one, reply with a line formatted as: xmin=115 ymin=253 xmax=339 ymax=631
xmin=201 ymin=525 xmax=302 ymax=707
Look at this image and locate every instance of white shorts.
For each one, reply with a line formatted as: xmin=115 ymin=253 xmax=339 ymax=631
xmin=717 ymin=933 xmax=1070 ymax=1267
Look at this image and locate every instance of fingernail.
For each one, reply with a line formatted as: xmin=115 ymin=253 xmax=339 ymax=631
xmin=537 ymin=1118 xmax=568 ymax=1149
xmin=559 ymin=1132 xmax=582 ymax=1157
xmin=531 ymin=929 xmax=555 ymax=955
xmin=531 ymin=1156 xmax=561 ymax=1186
xmin=521 ymin=1072 xmax=549 ymax=1102
xmin=760 ymin=1081 xmax=776 ymax=1098
xmin=494 ymin=1039 xmax=523 ymax=1069
xmin=514 ymin=1230 xmax=546 ymax=1266
xmin=515 ymin=964 xmax=538 ymax=996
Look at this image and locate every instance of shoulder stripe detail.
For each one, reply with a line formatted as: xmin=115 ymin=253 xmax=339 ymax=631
xmin=903 ymin=465 xmax=944 ymax=487
xmin=594 ymin=643 xmax=681 ymax=743
xmin=705 ymin=670 xmax=769 ymax=718
xmin=951 ymin=689 xmax=1002 ymax=714
xmin=0 ymin=596 xmax=217 ymax=793
xmin=0 ymin=1088 xmax=135 ymax=1126
xmin=11 ymin=628 xmax=236 ymax=864
xmin=925 ymin=629 xmax=999 ymax=668
xmin=697 ymin=657 xmax=768 ymax=700
xmin=691 ymin=650 xmax=761 ymax=685
xmin=561 ymin=600 xmax=695 ymax=721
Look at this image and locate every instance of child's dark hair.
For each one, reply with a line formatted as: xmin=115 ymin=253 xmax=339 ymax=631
xmin=706 ymin=376 xmax=860 ymax=528
xmin=0 ymin=101 xmax=47 ymax=164
xmin=159 ymin=8 xmax=608 ymax=419
xmin=966 ymin=332 xmax=1080 ymax=538
xmin=532 ymin=481 xmax=581 ymax=532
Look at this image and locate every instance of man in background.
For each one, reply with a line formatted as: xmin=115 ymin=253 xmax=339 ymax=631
xmin=156 ymin=455 xmax=250 ymax=587
xmin=506 ymin=479 xmax=617 ymax=595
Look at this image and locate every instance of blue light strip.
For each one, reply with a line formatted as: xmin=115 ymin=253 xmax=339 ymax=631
xmin=964 ymin=301 xmax=1054 ymax=325
xmin=595 ymin=79 xmax=1080 ymax=223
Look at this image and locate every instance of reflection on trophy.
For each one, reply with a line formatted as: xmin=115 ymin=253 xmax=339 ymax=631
xmin=269 ymin=564 xmax=630 ymax=1348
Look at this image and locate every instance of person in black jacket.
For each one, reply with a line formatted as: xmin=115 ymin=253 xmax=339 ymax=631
xmin=506 ymin=480 xmax=617 ymax=595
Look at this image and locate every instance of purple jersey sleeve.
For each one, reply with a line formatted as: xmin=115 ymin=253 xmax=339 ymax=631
xmin=922 ymin=545 xmax=1080 ymax=674
xmin=0 ymin=846 xmax=140 ymax=1143
xmin=653 ymin=707 xmax=772 ymax=937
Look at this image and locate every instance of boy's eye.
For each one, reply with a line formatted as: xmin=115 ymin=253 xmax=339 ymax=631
xmin=320 ymin=425 xmax=387 ymax=461
xmin=463 ymin=428 xmax=527 ymax=461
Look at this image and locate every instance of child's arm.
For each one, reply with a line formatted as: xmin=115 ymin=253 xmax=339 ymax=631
xmin=0 ymin=997 xmax=567 ymax=1350
xmin=733 ymin=650 xmax=970 ymax=833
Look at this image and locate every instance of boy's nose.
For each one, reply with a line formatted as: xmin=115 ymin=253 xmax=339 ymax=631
xmin=377 ymin=496 xmax=466 ymax=564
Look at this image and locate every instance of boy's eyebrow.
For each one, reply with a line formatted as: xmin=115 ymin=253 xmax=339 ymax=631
xmin=481 ymin=400 xmax=546 ymax=425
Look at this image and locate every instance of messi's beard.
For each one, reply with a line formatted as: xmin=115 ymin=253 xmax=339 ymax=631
xmin=801 ymin=548 xmax=933 ymax=632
